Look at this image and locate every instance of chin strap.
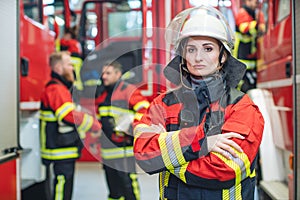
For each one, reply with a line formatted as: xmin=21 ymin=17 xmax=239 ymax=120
xmin=218 ymin=45 xmax=225 ymax=67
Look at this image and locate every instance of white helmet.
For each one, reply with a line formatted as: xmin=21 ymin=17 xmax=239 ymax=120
xmin=164 ymin=5 xmax=246 ymax=88
xmin=165 ymin=5 xmax=235 ymax=53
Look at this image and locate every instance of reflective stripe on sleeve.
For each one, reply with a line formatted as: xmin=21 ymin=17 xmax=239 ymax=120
xmin=77 ymin=113 xmax=94 ymax=133
xmin=239 ymin=21 xmax=257 ymax=34
xmin=133 ymin=100 xmax=150 ymax=112
xmin=212 ymin=150 xmax=251 ymax=185
xmin=134 ymin=113 xmax=143 ymax=121
xmin=158 ymin=131 xmax=187 ymax=182
xmin=56 ymin=102 xmax=76 ymax=121
xmin=248 ymin=21 xmax=258 ymax=35
xmin=133 ymin=124 xmax=151 ymax=141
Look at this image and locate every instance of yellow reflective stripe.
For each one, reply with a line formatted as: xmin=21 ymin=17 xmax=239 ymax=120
xmin=158 ymin=132 xmax=174 ymax=171
xmin=235 ymin=32 xmax=252 ymax=43
xmin=249 ymin=21 xmax=257 ymax=29
xmin=133 ymin=124 xmax=150 ymax=139
xmin=41 ymin=147 xmax=79 ymax=160
xmin=172 ymin=131 xmax=187 ymax=182
xmin=108 ymin=197 xmax=125 ymax=200
xmin=158 ymin=130 xmax=187 ymax=182
xmin=71 ymin=56 xmax=83 ymax=91
xmin=56 ymin=102 xmax=75 ymax=121
xmin=249 ymin=21 xmax=258 ymax=35
xmin=40 ymin=110 xmax=57 ymax=122
xmin=232 ymin=36 xmax=239 ymax=58
xmin=55 ymin=175 xmax=65 ymax=200
xmin=99 ymin=106 xmax=135 ymax=118
xmin=250 ymin=169 xmax=256 ymax=178
xmin=113 ymin=106 xmax=135 ymax=115
xmin=101 ymin=146 xmax=134 ymax=159
xmin=133 ymin=100 xmax=150 ymax=111
xmin=77 ymin=113 xmax=93 ymax=133
xmin=221 ymin=153 xmax=243 ymax=184
xmin=222 ymin=183 xmax=242 ymax=200
xmin=172 ymin=131 xmax=185 ymax=165
xmin=99 ymin=106 xmax=109 ymax=117
xmin=130 ymin=173 xmax=140 ymax=200
xmin=222 ymin=189 xmax=230 ymax=200
xmin=239 ymin=21 xmax=257 ymax=34
xmin=239 ymin=22 xmax=249 ymax=33
xmin=55 ymin=38 xmax=60 ymax=52
xmin=213 ymin=150 xmax=251 ymax=185
xmin=238 ymin=59 xmax=256 ymax=69
xmin=235 ymin=183 xmax=242 ymax=199
xmin=84 ymin=79 xmax=101 ymax=86
xmin=40 ymin=120 xmax=47 ymax=149
xmin=159 ymin=171 xmax=170 ymax=200
xmin=176 ymin=163 xmax=188 ymax=183
xmin=71 ymin=56 xmax=82 ymax=67
xmin=134 ymin=113 xmax=143 ymax=121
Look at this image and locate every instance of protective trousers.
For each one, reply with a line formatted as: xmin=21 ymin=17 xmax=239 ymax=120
xmin=104 ymin=165 xmax=140 ymax=200
xmin=45 ymin=160 xmax=76 ymax=200
xmin=164 ymin=175 xmax=256 ymax=200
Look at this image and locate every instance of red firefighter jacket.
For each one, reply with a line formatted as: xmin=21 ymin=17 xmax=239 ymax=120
xmin=40 ymin=72 xmax=101 ymax=162
xmin=134 ymin=86 xmax=264 ymax=198
xmin=96 ymin=81 xmax=150 ymax=170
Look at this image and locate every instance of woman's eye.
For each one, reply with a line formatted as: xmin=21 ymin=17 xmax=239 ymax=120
xmin=187 ymin=48 xmax=196 ymax=53
xmin=204 ymin=47 xmax=213 ymax=52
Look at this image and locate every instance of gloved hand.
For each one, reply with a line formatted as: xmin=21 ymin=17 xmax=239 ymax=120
xmin=207 ymin=132 xmax=245 ymax=159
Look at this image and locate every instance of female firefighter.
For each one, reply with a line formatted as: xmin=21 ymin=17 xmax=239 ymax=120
xmin=133 ymin=5 xmax=264 ymax=200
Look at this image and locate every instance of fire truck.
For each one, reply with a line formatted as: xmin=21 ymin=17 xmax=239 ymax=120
xmin=247 ymin=0 xmax=300 ymax=199
xmin=0 ymin=0 xmax=82 ymax=199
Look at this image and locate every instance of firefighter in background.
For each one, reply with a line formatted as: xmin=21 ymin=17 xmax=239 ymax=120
xmin=40 ymin=51 xmax=102 ymax=200
xmin=60 ymin=27 xmax=84 ymax=91
xmin=134 ymin=5 xmax=264 ymax=200
xmin=96 ymin=60 xmax=150 ymax=200
xmin=233 ymin=0 xmax=265 ymax=92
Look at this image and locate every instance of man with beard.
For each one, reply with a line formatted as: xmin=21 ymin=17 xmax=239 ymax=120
xmin=39 ymin=51 xmax=102 ymax=200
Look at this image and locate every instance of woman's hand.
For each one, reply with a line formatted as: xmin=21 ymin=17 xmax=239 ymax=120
xmin=207 ymin=132 xmax=245 ymax=159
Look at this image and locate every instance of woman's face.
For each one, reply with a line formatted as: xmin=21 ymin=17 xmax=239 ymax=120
xmin=184 ymin=36 xmax=225 ymax=77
